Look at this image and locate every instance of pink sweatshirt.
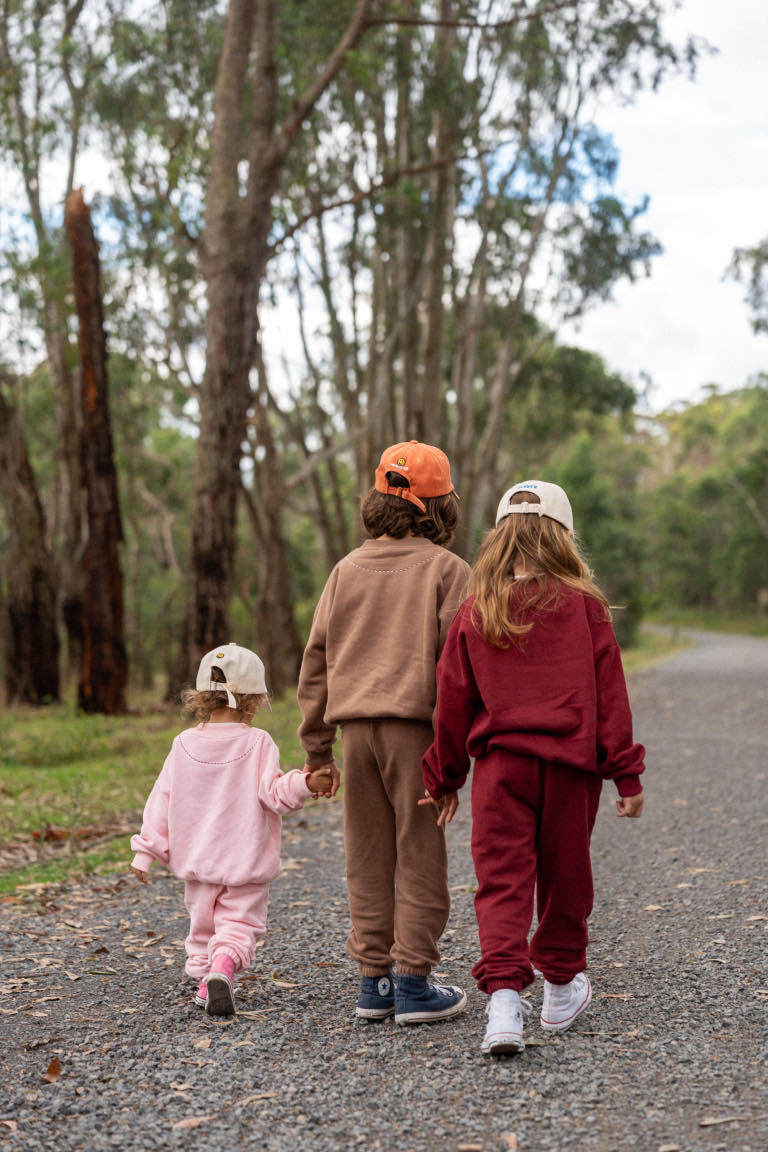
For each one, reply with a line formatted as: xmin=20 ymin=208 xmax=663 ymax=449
xmin=130 ymin=723 xmax=311 ymax=887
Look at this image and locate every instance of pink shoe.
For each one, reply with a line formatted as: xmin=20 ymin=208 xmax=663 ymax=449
xmin=194 ymin=977 xmax=207 ymax=1007
xmin=206 ymin=954 xmax=236 ymax=1016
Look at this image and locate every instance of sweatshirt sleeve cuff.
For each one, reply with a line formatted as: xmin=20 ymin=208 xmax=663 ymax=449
xmin=304 ymin=751 xmax=335 ymax=768
xmin=615 ymin=775 xmax=643 ymax=798
xmin=131 ymin=852 xmax=154 ymax=873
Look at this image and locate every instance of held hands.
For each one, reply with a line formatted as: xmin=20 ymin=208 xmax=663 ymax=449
xmin=616 ymin=793 xmax=644 ymax=818
xmin=304 ymin=760 xmax=340 ymax=798
xmin=131 ymin=866 xmax=149 ymax=884
xmin=418 ymin=789 xmax=459 ymax=827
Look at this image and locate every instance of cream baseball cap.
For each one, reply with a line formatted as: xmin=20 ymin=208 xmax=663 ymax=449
xmin=196 ymin=643 xmax=268 ymax=709
xmin=495 ymin=480 xmax=574 ymax=531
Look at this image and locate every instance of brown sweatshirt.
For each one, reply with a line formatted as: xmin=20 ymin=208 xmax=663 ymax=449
xmin=297 ymin=536 xmax=472 ymax=765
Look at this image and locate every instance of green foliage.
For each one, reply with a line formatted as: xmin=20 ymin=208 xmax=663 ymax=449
xmin=553 ymin=427 xmax=647 ymax=647
xmin=642 ymin=383 xmax=768 ymax=615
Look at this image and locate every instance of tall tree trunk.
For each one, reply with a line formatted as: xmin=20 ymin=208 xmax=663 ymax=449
xmin=243 ymin=362 xmax=304 ymax=695
xmin=0 ymin=384 xmax=60 ymax=705
xmin=65 ymin=188 xmax=127 ymax=715
xmin=176 ymin=0 xmax=374 ymax=689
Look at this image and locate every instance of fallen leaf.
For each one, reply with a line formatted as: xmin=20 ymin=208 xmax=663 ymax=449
xmin=707 ymin=913 xmax=734 ymax=920
xmin=193 ymin=1037 xmax=212 ymax=1050
xmin=238 ymin=1092 xmax=278 ymax=1106
xmin=42 ymin=1056 xmax=62 ymax=1083
xmin=658 ymin=1144 xmax=681 ymax=1151
xmin=142 ymin=936 xmax=164 ymax=948
xmin=457 ymin=1145 xmax=484 ymax=1151
xmin=0 ymin=1120 xmax=18 ymax=1132
xmin=504 ymin=1134 xmax=518 ymax=1150
xmin=64 ymin=972 xmax=82 ymax=982
xmin=643 ymin=905 xmax=664 ymax=912
xmin=746 ymin=914 xmax=767 ymax=922
xmin=171 ymin=1115 xmax=213 ymax=1131
xmin=271 ymin=980 xmax=298 ymax=989
xmin=698 ymin=1116 xmax=749 ymax=1127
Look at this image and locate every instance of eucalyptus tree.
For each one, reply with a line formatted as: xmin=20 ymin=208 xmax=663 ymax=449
xmin=0 ymin=0 xmax=105 ymax=675
xmin=0 ymin=372 xmax=60 ymax=703
xmin=730 ymin=235 xmax=768 ymax=336
xmin=272 ymin=0 xmax=702 ymax=557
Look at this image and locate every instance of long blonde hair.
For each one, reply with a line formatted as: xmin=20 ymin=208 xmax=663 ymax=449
xmin=469 ymin=492 xmax=610 ymax=648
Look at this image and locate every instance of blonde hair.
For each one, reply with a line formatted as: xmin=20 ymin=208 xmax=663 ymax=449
xmin=470 ymin=492 xmax=610 ymax=648
xmin=180 ymin=689 xmax=268 ymax=724
xmin=180 ymin=666 xmax=268 ymax=724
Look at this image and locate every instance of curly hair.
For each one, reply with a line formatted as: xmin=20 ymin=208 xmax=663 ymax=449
xmin=360 ymin=473 xmax=459 ymax=546
xmin=180 ymin=666 xmax=268 ymax=723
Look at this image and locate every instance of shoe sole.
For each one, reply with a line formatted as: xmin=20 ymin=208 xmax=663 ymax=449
xmin=395 ymin=990 xmax=468 ymax=1025
xmin=355 ymin=1006 xmax=395 ymax=1020
xmin=540 ymin=978 xmax=592 ymax=1033
xmin=481 ymin=1035 xmax=524 ymax=1055
xmin=205 ymin=975 xmax=235 ymax=1016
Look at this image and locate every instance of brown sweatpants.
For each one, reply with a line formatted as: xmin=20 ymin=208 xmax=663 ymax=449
xmin=341 ymin=718 xmax=450 ymax=977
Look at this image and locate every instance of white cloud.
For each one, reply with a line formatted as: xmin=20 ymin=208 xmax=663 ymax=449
xmin=560 ymin=0 xmax=768 ymax=411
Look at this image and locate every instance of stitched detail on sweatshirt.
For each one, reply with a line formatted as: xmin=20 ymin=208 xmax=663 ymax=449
xmin=345 ymin=555 xmax=434 ymax=575
xmin=178 ymin=733 xmax=262 ymax=764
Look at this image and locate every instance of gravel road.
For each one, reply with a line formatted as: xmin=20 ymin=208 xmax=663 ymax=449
xmin=1 ymin=630 xmax=767 ymax=1152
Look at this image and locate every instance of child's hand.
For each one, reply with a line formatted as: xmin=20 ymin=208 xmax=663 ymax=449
xmin=418 ymin=789 xmax=459 ymax=827
xmin=131 ymin=866 xmax=149 ymax=883
xmin=616 ymin=793 xmax=644 ymax=818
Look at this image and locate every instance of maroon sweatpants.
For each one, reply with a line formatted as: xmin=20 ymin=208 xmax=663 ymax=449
xmin=470 ymin=750 xmax=602 ymax=994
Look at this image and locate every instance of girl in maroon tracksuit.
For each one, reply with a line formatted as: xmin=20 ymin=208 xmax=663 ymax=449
xmin=421 ymin=480 xmax=645 ymax=1055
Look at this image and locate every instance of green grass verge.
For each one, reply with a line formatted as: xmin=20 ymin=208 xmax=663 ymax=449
xmin=0 ymin=613 xmax=742 ymax=895
xmin=0 ymin=693 xmax=309 ymax=898
xmin=620 ymin=626 xmax=692 ymax=673
xmin=645 ymin=607 xmax=768 ymax=638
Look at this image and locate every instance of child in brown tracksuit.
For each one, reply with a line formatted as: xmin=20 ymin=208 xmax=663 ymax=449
xmin=297 ymin=440 xmax=470 ymax=1025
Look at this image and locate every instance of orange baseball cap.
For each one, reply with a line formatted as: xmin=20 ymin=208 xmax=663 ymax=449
xmin=374 ymin=440 xmax=456 ymax=514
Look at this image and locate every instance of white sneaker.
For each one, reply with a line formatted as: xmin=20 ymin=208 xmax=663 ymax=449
xmin=540 ymin=972 xmax=592 ymax=1033
xmin=481 ymin=989 xmax=531 ymax=1055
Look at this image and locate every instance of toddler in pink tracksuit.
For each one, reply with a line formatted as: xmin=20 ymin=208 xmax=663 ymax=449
xmin=130 ymin=643 xmax=331 ymax=1017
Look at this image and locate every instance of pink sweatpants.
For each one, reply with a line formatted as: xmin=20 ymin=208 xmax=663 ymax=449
xmin=183 ymin=879 xmax=269 ymax=978
xmin=470 ymin=750 xmax=602 ymax=994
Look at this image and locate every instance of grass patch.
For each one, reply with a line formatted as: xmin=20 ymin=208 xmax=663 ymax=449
xmin=0 ymin=692 xmax=310 ymax=896
xmin=621 ymin=626 xmax=692 ymax=673
xmin=1 ymin=614 xmax=731 ymax=895
xmin=646 ymin=607 xmax=768 ymax=638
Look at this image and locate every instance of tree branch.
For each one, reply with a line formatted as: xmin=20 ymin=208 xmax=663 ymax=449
xmin=275 ymin=0 xmax=375 ymax=157
xmin=270 ymin=144 xmax=510 ymax=254
xmin=364 ymin=1 xmax=579 ymax=31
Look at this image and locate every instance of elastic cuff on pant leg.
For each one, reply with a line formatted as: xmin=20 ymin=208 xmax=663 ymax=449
xmin=395 ymin=966 xmax=430 ymax=978
xmin=360 ymin=965 xmax=393 ymax=978
xmin=210 ymin=947 xmax=240 ymax=970
xmin=486 ymin=979 xmax=524 ymax=994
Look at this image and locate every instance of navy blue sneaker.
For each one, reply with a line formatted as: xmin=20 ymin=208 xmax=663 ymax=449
xmin=356 ymin=972 xmax=396 ymax=1020
xmin=394 ymin=974 xmax=467 ymax=1025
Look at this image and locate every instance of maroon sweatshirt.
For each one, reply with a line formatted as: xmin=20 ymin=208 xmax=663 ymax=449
xmin=423 ymin=586 xmax=645 ymax=800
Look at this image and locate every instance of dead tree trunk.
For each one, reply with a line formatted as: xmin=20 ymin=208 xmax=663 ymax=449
xmin=65 ymin=188 xmax=127 ymax=715
xmin=0 ymin=383 xmax=60 ymax=704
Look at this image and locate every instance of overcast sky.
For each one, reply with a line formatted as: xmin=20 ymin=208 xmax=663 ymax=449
xmin=559 ymin=0 xmax=768 ymax=413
